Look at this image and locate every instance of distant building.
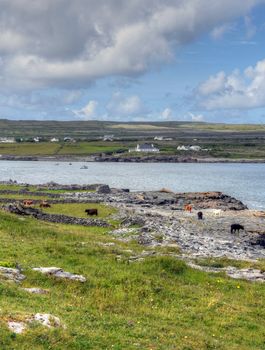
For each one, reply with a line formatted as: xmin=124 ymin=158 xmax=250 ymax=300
xmin=129 ymin=143 xmax=160 ymax=153
xmin=50 ymin=137 xmax=59 ymax=142
xmin=64 ymin=137 xmax=76 ymax=143
xmin=189 ymin=145 xmax=201 ymax=151
xmin=154 ymin=136 xmax=173 ymax=141
xmin=103 ymin=135 xmax=114 ymax=141
xmin=0 ymin=137 xmax=15 ymax=143
xmin=154 ymin=136 xmax=164 ymax=141
xmin=177 ymin=145 xmax=189 ymax=151
xmin=177 ymin=145 xmax=209 ymax=152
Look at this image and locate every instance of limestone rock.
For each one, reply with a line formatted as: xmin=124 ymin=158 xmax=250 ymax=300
xmin=23 ymin=287 xmax=49 ymax=294
xmin=8 ymin=321 xmax=27 ymax=334
xmin=31 ymin=313 xmax=61 ymax=328
xmin=33 ymin=267 xmax=86 ymax=282
xmin=97 ymin=184 xmax=111 ymax=194
xmin=0 ymin=267 xmax=26 ymax=283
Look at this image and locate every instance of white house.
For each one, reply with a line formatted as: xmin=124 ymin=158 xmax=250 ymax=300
xmin=177 ymin=145 xmax=204 ymax=152
xmin=129 ymin=143 xmax=160 ymax=153
xmin=0 ymin=137 xmax=15 ymax=143
xmin=189 ymin=145 xmax=201 ymax=151
xmin=177 ymin=145 xmax=189 ymax=151
xmin=64 ymin=137 xmax=76 ymax=143
xmin=103 ymin=135 xmax=114 ymax=141
xmin=154 ymin=136 xmax=173 ymax=141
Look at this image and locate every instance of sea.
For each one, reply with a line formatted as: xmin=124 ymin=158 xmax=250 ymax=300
xmin=0 ymin=161 xmax=264 ymax=210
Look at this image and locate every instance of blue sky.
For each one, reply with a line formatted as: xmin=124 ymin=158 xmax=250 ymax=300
xmin=0 ymin=0 xmax=265 ymax=123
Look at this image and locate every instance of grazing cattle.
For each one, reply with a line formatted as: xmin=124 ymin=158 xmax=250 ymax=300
xmin=40 ymin=201 xmax=51 ymax=208
xmin=211 ymin=209 xmax=222 ymax=217
xmin=184 ymin=204 xmax=192 ymax=213
xmin=197 ymin=211 xmax=203 ymax=220
xmin=85 ymin=208 xmax=98 ymax=216
xmin=231 ymin=224 xmax=245 ymax=234
xmin=23 ymin=200 xmax=33 ymax=206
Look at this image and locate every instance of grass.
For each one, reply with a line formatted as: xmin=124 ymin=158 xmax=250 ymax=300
xmin=0 ymin=142 xmax=127 ymax=156
xmin=0 ymin=207 xmax=264 ymax=349
xmin=0 ymin=184 xmax=96 ymax=195
xmin=0 ymin=138 xmax=264 ymax=159
xmin=42 ymin=203 xmax=117 ymax=219
xmin=56 ymin=142 xmax=127 ymax=156
xmin=0 ymin=194 xmax=50 ymax=201
xmin=194 ymin=257 xmax=265 ymax=271
xmin=0 ymin=143 xmax=60 ymax=156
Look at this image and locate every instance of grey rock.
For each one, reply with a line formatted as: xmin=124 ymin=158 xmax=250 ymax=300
xmin=33 ymin=267 xmax=86 ymax=282
xmin=30 ymin=313 xmax=62 ymax=328
xmin=23 ymin=287 xmax=49 ymax=294
xmin=8 ymin=321 xmax=27 ymax=334
xmin=0 ymin=266 xmax=26 ymax=283
xmin=97 ymin=185 xmax=111 ymax=194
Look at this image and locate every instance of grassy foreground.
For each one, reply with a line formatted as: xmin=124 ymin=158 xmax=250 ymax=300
xmin=0 ymin=209 xmax=265 ymax=349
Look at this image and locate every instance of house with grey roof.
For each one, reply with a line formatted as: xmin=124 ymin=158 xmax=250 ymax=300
xmin=129 ymin=143 xmax=160 ymax=153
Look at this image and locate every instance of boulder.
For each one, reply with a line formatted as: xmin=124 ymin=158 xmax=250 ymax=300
xmin=0 ymin=266 xmax=26 ymax=283
xmin=23 ymin=288 xmax=49 ymax=294
xmin=31 ymin=313 xmax=62 ymax=328
xmin=97 ymin=184 xmax=111 ymax=194
xmin=8 ymin=321 xmax=27 ymax=334
xmin=33 ymin=267 xmax=86 ymax=282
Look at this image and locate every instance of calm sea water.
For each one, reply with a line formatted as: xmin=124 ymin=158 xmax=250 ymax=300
xmin=0 ymin=161 xmax=264 ymax=209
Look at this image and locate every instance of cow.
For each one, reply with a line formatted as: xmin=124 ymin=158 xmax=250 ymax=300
xmin=23 ymin=200 xmax=33 ymax=206
xmin=184 ymin=204 xmax=192 ymax=213
xmin=231 ymin=224 xmax=244 ymax=234
xmin=197 ymin=211 xmax=203 ymax=220
xmin=85 ymin=208 xmax=98 ymax=216
xmin=40 ymin=201 xmax=51 ymax=208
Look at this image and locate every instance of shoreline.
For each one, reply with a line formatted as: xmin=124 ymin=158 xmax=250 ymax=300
xmin=0 ymin=155 xmax=265 ymax=163
xmin=1 ymin=183 xmax=264 ymax=266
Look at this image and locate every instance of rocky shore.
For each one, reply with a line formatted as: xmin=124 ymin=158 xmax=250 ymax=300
xmin=0 ymin=154 xmax=264 ymax=163
xmin=1 ymin=181 xmax=264 ymax=269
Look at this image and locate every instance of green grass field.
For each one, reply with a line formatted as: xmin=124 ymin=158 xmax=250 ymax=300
xmin=42 ymin=203 xmax=116 ymax=219
xmin=0 ymin=205 xmax=264 ymax=349
xmin=0 ymin=140 xmax=264 ymax=159
xmin=0 ymin=120 xmax=264 ymax=160
xmin=0 ymin=142 xmax=127 ymax=156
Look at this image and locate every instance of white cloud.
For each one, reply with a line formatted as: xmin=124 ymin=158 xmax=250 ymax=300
xmin=197 ymin=58 xmax=265 ymax=110
xmin=189 ymin=112 xmax=204 ymax=121
xmin=161 ymin=108 xmax=173 ymax=120
xmin=198 ymin=71 xmax=226 ymax=95
xmin=73 ymin=100 xmax=98 ymax=120
xmin=0 ymin=0 xmax=264 ymax=91
xmin=244 ymin=16 xmax=257 ymax=39
xmin=107 ymin=92 xmax=145 ymax=118
xmin=211 ymin=23 xmax=234 ymax=40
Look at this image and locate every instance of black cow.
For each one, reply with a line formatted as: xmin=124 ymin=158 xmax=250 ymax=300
xmin=197 ymin=211 xmax=203 ymax=220
xmin=231 ymin=224 xmax=244 ymax=234
xmin=85 ymin=208 xmax=98 ymax=216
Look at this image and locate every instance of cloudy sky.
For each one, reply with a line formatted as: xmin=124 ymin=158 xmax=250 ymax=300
xmin=0 ymin=0 xmax=265 ymax=123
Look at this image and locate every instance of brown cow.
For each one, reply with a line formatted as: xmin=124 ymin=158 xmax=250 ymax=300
xmin=85 ymin=208 xmax=98 ymax=216
xmin=23 ymin=200 xmax=33 ymax=206
xmin=40 ymin=201 xmax=51 ymax=208
xmin=184 ymin=204 xmax=192 ymax=213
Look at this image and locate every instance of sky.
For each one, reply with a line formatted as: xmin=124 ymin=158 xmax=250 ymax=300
xmin=0 ymin=0 xmax=265 ymax=123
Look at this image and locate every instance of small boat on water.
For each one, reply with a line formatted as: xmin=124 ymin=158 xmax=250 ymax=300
xmin=80 ymin=165 xmax=88 ymax=169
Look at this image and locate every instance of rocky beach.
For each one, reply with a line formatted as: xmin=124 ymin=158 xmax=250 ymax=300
xmin=1 ymin=182 xmax=264 ymax=282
